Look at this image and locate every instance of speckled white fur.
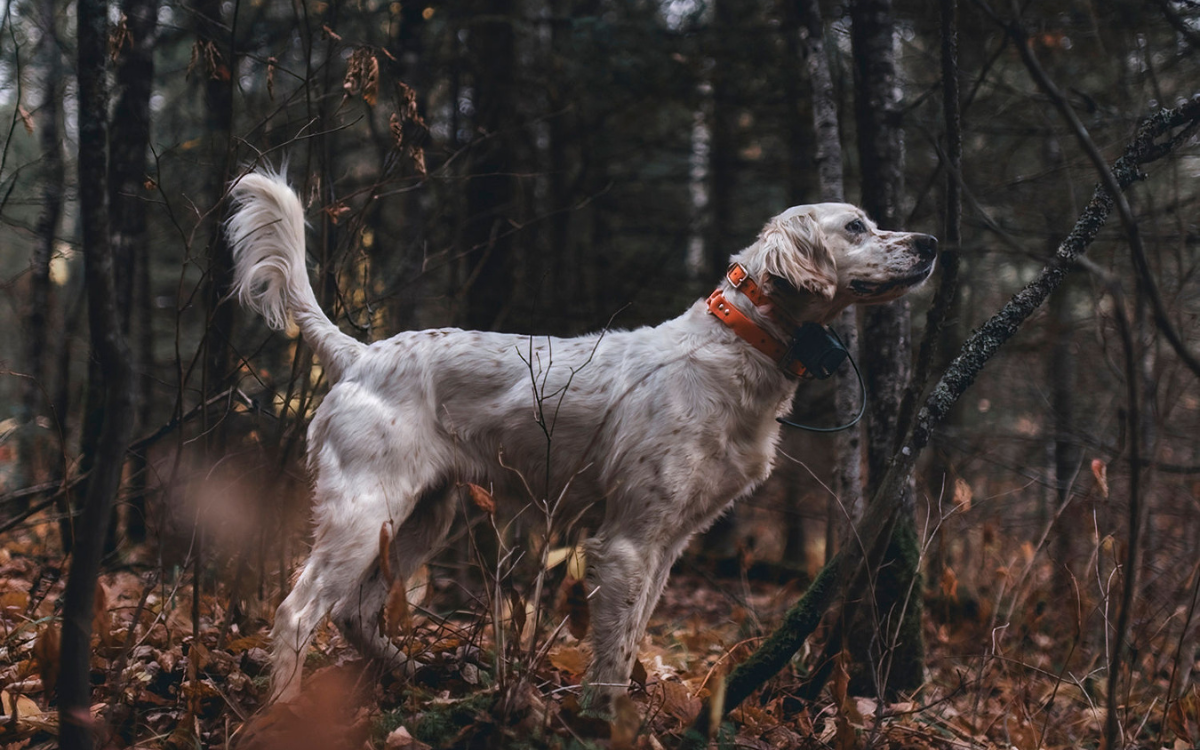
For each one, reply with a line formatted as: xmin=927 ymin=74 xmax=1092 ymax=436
xmin=225 ymin=172 xmax=936 ymax=704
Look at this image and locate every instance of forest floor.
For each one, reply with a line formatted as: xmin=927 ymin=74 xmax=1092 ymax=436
xmin=0 ymin=514 xmax=1196 ymax=750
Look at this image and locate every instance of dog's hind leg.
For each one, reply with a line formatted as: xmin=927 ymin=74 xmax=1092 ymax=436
xmin=269 ymin=544 xmax=363 ymax=703
xmin=330 ymin=481 xmax=456 ymax=678
xmin=269 ymin=479 xmax=428 ymax=703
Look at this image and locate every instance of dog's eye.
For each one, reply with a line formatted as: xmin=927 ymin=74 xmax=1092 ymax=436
xmin=845 ymin=219 xmax=867 ymax=234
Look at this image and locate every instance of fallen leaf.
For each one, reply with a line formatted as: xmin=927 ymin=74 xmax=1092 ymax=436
xmin=93 ymin=583 xmax=116 ymax=648
xmin=548 ymin=646 xmax=588 ymax=676
xmin=0 ymin=590 xmax=28 ymax=616
xmin=1 ymin=690 xmax=44 ymax=720
xmin=385 ymin=725 xmax=430 ymax=749
xmin=658 ymin=680 xmax=701 ymax=723
xmin=1168 ymin=688 xmax=1199 ymax=744
xmin=32 ymin=623 xmax=60 ymax=697
xmin=610 ymin=693 xmax=640 ymax=750
xmin=630 ymin=657 xmax=647 ymax=688
xmin=383 ymin=577 xmax=411 ymax=639
xmin=546 ymin=544 xmax=587 ymax=579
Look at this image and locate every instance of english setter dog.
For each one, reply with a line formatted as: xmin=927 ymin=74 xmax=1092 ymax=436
xmin=225 ymin=171 xmax=936 ymax=705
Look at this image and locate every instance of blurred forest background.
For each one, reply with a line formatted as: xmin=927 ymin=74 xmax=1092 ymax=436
xmin=1 ymin=0 xmax=1200 ymax=747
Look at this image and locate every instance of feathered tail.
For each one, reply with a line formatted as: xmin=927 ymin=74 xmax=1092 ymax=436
xmin=225 ymin=171 xmax=365 ymax=381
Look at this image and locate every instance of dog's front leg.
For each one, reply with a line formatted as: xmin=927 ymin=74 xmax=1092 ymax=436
xmin=583 ymin=531 xmax=666 ymax=708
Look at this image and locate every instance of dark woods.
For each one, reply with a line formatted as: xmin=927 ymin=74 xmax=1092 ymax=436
xmin=1 ymin=1 xmax=1200 ymax=748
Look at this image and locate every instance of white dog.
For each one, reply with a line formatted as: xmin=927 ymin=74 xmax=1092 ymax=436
xmin=225 ymin=171 xmax=936 ymax=704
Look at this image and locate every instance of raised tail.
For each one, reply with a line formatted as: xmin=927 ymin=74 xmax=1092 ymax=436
xmin=226 ymin=171 xmax=365 ymax=381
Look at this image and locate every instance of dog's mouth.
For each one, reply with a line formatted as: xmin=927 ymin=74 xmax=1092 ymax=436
xmin=849 ymin=261 xmax=936 ymax=298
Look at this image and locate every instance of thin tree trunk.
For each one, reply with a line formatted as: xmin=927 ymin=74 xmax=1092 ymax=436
xmin=385 ymin=0 xmax=427 ymax=331
xmin=1049 ymin=282 xmax=1080 ymax=601
xmin=685 ymin=76 xmax=712 ymax=286
xmin=110 ymin=0 xmax=157 ymax=329
xmin=917 ymin=0 xmax=965 ymax=593
xmin=705 ymin=0 xmax=738 ymax=280
xmin=197 ymin=0 xmax=236 ymax=437
xmin=546 ymin=0 xmax=574 ymax=321
xmin=462 ymin=2 xmax=518 ymax=331
xmin=20 ymin=0 xmax=64 ymax=496
xmin=109 ymin=0 xmax=158 ymax=542
xmin=795 ymin=0 xmax=861 ymax=562
xmin=847 ymin=0 xmax=924 ymax=697
xmin=59 ymin=0 xmax=138 ymax=745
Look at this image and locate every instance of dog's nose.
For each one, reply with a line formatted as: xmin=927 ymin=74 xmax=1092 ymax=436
xmin=913 ymin=234 xmax=938 ymax=261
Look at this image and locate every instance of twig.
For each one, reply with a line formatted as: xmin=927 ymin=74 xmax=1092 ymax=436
xmin=1075 ymin=261 xmax=1142 ymax=750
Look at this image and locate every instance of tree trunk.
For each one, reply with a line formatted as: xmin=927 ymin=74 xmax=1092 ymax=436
xmin=462 ymin=2 xmax=518 ymax=331
xmin=110 ymin=0 xmax=157 ymax=329
xmin=109 ymin=0 xmax=159 ymax=542
xmin=19 ymin=0 xmax=64 ymax=497
xmin=59 ymin=0 xmax=138 ymax=745
xmin=197 ymin=0 xmax=236 ymax=433
xmin=1049 ymin=281 xmax=1080 ymax=601
xmin=795 ymin=0 xmax=862 ymax=561
xmin=704 ymin=0 xmax=739 ymax=280
xmin=385 ymin=0 xmax=428 ymax=332
xmin=848 ymin=0 xmax=924 ymax=698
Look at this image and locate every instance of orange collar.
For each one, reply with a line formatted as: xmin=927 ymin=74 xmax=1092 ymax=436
xmin=706 ymin=264 xmax=807 ymax=378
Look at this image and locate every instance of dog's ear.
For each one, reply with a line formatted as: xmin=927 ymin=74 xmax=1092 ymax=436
xmin=758 ymin=212 xmax=838 ymax=301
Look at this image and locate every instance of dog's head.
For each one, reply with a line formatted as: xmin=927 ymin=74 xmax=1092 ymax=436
xmin=732 ymin=203 xmax=937 ymax=323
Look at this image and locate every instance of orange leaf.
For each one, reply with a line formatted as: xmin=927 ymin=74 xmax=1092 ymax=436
xmin=467 ymin=483 xmax=495 ymax=514
xmin=1168 ymin=689 xmax=1199 ymax=744
xmin=362 ymin=54 xmax=379 ymax=105
xmin=659 ymin=680 xmax=701 ymax=723
xmin=382 ymin=578 xmax=411 ymax=640
xmin=17 ymin=105 xmax=34 ymax=134
xmin=93 ymin=583 xmax=116 ymax=648
xmin=548 ymin=646 xmax=588 ymax=676
xmin=1091 ymin=458 xmax=1109 ymax=498
xmin=940 ymin=566 xmax=958 ymax=602
xmin=953 ymin=477 xmax=972 ymax=511
xmin=379 ymin=522 xmax=394 ymax=584
xmin=323 ymin=202 xmax=350 ymax=225
xmin=609 ymin=694 xmax=640 ymax=750
xmin=33 ymin=623 xmax=60 ymax=697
